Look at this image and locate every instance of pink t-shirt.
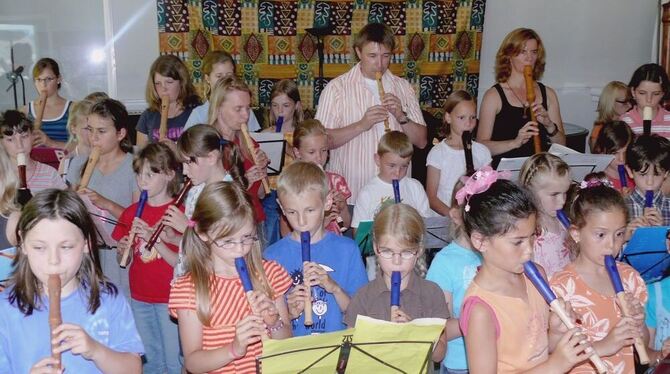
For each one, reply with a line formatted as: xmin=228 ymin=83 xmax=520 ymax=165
xmin=620 ymin=106 xmax=670 ymax=138
xmin=325 ymin=171 xmax=352 ymax=235
xmin=28 ymin=161 xmax=67 ymax=193
xmin=533 ymin=228 xmax=572 ymax=278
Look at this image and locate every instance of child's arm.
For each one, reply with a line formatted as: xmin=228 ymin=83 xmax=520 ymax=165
xmin=155 ymin=229 xmax=179 ymax=266
xmin=625 ymin=216 xmax=648 ymax=241
xmin=426 ymin=166 xmax=450 ymax=216
xmin=52 ymin=323 xmax=141 ymax=374
xmin=443 ymin=292 xmax=462 ymax=341
xmin=304 ymin=262 xmax=351 ymax=311
xmin=463 ymin=301 xmax=498 ymax=373
xmin=178 ymin=309 xmax=265 ymax=373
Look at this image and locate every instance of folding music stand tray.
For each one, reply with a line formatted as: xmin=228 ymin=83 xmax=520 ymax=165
xmin=257 ymin=333 xmax=435 ymax=374
xmin=620 ymin=226 xmax=670 ymax=284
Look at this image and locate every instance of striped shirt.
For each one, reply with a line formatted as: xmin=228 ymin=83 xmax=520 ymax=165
xmin=620 ymin=106 xmax=670 ymax=138
xmin=28 ymin=100 xmax=71 ymax=142
xmin=28 ymin=161 xmax=67 ymax=192
xmin=624 ymin=188 xmax=670 ymax=226
xmin=315 ymin=63 xmax=426 ymax=203
xmin=169 ymin=260 xmax=291 ymax=374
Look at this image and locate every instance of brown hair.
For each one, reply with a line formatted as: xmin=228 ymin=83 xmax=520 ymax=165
xmin=494 ymin=28 xmax=546 ymax=83
xmin=267 ymin=79 xmax=304 ymax=129
xmin=181 ymin=182 xmax=271 ymax=325
xmin=442 ymin=90 xmax=476 ymax=139
xmin=277 ymin=161 xmax=329 ymax=201
xmin=0 ymin=146 xmax=18 ymax=216
xmin=566 ymin=178 xmax=628 ymax=229
xmin=592 ymin=121 xmax=633 ymax=155
xmin=145 ymin=55 xmax=200 ymax=112
xmin=88 ymin=98 xmax=133 ymax=153
xmin=133 ymin=143 xmax=182 ymax=197
xmin=292 ymin=119 xmax=328 ymax=149
xmin=32 ymin=58 xmax=61 ymax=89
xmin=202 ymin=51 xmax=236 ymax=98
xmin=377 ymin=131 xmax=413 ymax=158
xmin=177 ymin=124 xmax=245 ymax=187
xmin=0 ymin=110 xmax=33 ymax=136
xmin=9 ymin=189 xmax=115 ymax=316
xmin=353 ymin=23 xmax=396 ymax=58
xmin=519 ymin=153 xmax=569 ymax=188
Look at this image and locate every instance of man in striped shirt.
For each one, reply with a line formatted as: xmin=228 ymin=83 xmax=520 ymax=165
xmin=315 ymin=23 xmax=427 ymax=204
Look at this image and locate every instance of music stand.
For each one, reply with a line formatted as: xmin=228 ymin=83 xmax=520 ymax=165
xmin=620 ymin=226 xmax=670 ymax=284
xmin=305 ymin=25 xmax=335 ymax=81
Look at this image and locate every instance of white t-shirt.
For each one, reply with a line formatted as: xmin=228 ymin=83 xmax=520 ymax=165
xmin=426 ymin=140 xmax=491 ymax=208
xmin=352 ymin=175 xmax=431 ymax=227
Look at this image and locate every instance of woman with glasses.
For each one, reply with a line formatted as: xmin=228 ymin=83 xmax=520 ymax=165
xmin=20 ymin=58 xmax=71 ymax=149
xmin=589 ymin=81 xmax=632 ymax=151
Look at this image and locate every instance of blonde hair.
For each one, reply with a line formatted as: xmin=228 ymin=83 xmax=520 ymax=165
xmin=495 ymin=28 xmax=546 ymax=83
xmin=277 ymin=161 xmax=328 ymax=201
xmin=181 ymin=182 xmax=271 ymax=325
xmin=0 ymin=146 xmax=18 ymax=216
xmin=293 ymin=119 xmax=328 ymax=149
xmin=519 ymin=153 xmax=570 ymax=187
xmin=64 ymin=99 xmax=98 ymax=151
xmin=202 ymin=51 xmax=236 ymax=98
xmin=373 ymin=203 xmax=425 ymax=250
xmin=596 ymin=81 xmax=630 ymax=123
xmin=145 ymin=55 xmax=200 ymax=112
xmin=267 ymin=79 xmax=304 ymax=129
xmin=377 ymin=131 xmax=413 ymax=158
xmin=208 ymin=75 xmax=253 ymax=127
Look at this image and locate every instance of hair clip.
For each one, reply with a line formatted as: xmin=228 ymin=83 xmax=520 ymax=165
xmin=580 ymin=178 xmax=613 ymax=190
xmin=455 ymin=166 xmax=510 ymax=212
xmin=187 ymin=219 xmax=197 ymax=228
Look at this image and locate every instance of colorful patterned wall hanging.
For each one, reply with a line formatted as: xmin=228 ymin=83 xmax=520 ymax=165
xmin=157 ymin=0 xmax=486 ymax=117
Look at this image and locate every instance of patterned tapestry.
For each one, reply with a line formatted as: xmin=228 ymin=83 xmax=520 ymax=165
xmin=157 ymin=0 xmax=486 ymax=115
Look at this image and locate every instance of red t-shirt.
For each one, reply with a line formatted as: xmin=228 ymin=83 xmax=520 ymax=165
xmin=233 ymin=136 xmax=266 ymax=222
xmin=112 ymin=200 xmax=183 ymax=303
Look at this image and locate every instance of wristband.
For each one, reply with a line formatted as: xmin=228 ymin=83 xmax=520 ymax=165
xmin=545 ymin=122 xmax=559 ymax=137
xmin=267 ymin=319 xmax=284 ymax=334
xmin=398 ymin=111 xmax=409 ymax=125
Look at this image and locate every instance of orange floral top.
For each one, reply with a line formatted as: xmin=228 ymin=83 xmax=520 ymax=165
xmin=549 ymin=262 xmax=648 ymax=374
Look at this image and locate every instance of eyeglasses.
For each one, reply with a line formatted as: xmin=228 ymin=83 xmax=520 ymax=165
xmin=213 ymin=236 xmax=259 ymax=249
xmin=377 ymin=247 xmax=418 ymax=260
xmin=614 ymin=99 xmax=630 ymax=105
xmin=35 ymin=77 xmax=57 ymax=84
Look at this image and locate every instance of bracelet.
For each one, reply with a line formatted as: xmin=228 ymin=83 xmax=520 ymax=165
xmin=228 ymin=342 xmax=244 ymax=359
xmin=545 ymin=122 xmax=559 ymax=137
xmin=398 ymin=111 xmax=409 ymax=125
xmin=267 ymin=319 xmax=284 ymax=334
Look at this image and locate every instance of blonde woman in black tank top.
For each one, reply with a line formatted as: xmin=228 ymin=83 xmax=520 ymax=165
xmin=477 ymin=28 xmax=566 ymax=167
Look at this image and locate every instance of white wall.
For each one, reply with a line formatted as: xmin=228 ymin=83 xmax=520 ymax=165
xmin=479 ymin=0 xmax=660 ymax=133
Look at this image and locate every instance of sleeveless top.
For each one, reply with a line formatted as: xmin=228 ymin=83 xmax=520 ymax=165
xmin=461 ymin=277 xmax=549 ymax=373
xmin=28 ymin=100 xmax=72 ymax=142
xmin=491 ymin=83 xmax=549 ymax=167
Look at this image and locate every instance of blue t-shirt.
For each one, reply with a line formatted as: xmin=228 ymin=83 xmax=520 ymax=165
xmin=645 ymin=276 xmax=670 ymax=350
xmin=425 ymin=241 xmax=482 ymax=370
xmin=0 ymin=286 xmax=144 ymax=373
xmin=264 ymin=232 xmax=368 ymax=336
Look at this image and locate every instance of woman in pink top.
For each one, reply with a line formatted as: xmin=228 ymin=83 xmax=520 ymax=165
xmin=550 ymin=178 xmax=648 ymax=373
xmin=458 ymin=168 xmax=592 ymax=373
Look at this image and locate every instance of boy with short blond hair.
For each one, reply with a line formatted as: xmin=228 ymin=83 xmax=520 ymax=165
xmin=352 ymin=131 xmax=431 ymax=230
xmin=265 ymin=161 xmax=368 ymax=336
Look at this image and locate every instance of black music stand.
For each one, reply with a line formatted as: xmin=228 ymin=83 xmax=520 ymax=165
xmin=257 ymin=333 xmax=435 ymax=373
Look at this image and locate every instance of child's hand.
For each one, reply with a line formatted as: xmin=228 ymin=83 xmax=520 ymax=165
xmin=594 ymin=316 xmax=639 ymax=357
xmin=550 ymin=328 xmax=591 ymax=372
xmin=116 ymin=236 xmax=132 ymax=265
xmin=286 ymin=285 xmax=308 ymax=320
xmin=159 ymin=226 xmax=181 ymax=246
xmin=162 ymin=205 xmax=187 ymax=234
xmin=391 ymin=308 xmax=412 ymax=323
xmin=52 ymin=323 xmax=102 ymax=361
xmin=30 ymin=357 xmax=63 ymax=374
xmin=514 ymin=121 xmax=539 ymax=148
xmin=662 ymin=337 xmax=670 ymax=357
xmin=32 ymin=129 xmax=53 ymax=148
xmin=247 ymin=290 xmax=279 ymax=326
xmin=130 ymin=217 xmax=151 ymax=242
xmin=618 ymin=292 xmax=646 ymax=334
xmin=626 ymin=216 xmax=649 ymax=240
xmin=78 ymin=188 xmax=110 ymax=211
xmin=643 ymin=207 xmax=663 ymax=226
xmin=254 ymin=148 xmax=270 ymax=168
xmin=232 ymin=315 xmax=266 ymax=357
xmin=244 ymin=165 xmax=267 ymax=186
xmin=304 ymin=261 xmax=340 ymax=294
xmin=549 ymin=299 xmax=577 ymax=335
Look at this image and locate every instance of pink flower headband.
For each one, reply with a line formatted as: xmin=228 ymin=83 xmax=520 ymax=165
xmin=455 ymin=166 xmax=510 ymax=212
xmin=580 ymin=178 xmax=613 ymax=189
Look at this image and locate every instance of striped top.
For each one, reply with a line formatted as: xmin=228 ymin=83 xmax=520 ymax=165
xmin=28 ymin=100 xmax=72 ymax=142
xmin=169 ymin=260 xmax=291 ymax=374
xmin=28 ymin=161 xmax=67 ymax=193
xmin=620 ymin=106 xmax=670 ymax=138
xmin=315 ymin=63 xmax=426 ymax=203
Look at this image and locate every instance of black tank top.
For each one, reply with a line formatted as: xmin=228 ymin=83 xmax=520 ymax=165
xmin=491 ymin=82 xmax=550 ymax=167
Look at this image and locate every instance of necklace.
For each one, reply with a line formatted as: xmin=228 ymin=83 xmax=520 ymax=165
xmin=506 ymin=82 xmax=529 ymax=119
